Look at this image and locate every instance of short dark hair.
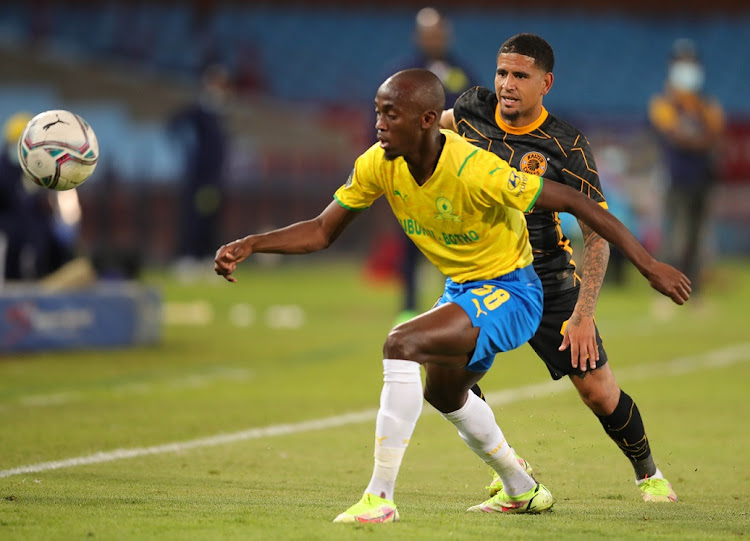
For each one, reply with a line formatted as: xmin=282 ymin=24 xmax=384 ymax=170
xmin=498 ymin=33 xmax=555 ymax=73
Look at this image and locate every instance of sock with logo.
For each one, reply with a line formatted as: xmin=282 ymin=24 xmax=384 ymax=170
xmin=597 ymin=390 xmax=657 ymax=480
xmin=442 ymin=391 xmax=535 ymax=496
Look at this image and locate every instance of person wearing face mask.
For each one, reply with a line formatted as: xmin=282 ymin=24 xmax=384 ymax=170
xmin=648 ymin=39 xmax=725 ymax=299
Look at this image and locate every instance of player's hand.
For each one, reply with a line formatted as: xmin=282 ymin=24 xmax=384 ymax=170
xmin=559 ymin=314 xmax=599 ymax=372
xmin=644 ymin=260 xmax=691 ymax=304
xmin=214 ymin=238 xmax=252 ymax=283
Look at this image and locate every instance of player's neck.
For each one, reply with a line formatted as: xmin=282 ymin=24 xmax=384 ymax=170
xmin=407 ymin=133 xmax=445 ymax=185
xmin=496 ymin=106 xmax=548 ymax=135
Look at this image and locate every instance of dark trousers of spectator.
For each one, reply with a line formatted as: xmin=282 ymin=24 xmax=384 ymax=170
xmin=662 ymin=183 xmax=712 ymax=295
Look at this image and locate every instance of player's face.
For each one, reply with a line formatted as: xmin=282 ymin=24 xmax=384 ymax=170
xmin=374 ymin=86 xmax=423 ymax=161
xmin=494 ymin=52 xmax=553 ymax=127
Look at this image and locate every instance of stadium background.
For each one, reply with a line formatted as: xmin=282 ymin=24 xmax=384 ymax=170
xmin=0 ymin=0 xmax=748 ymax=265
xmin=1 ymin=3 xmax=750 ymax=537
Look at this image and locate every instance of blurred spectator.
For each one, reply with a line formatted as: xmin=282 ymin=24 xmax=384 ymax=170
xmin=0 ymin=112 xmax=76 ymax=283
xmin=0 ymin=112 xmax=32 ymax=282
xmin=595 ymin=145 xmax=639 ymax=286
xmin=384 ymin=7 xmax=477 ymax=323
xmin=401 ymin=7 xmax=476 ymax=107
xmin=168 ymin=64 xmax=231 ymax=266
xmin=648 ymin=39 xmax=725 ymax=297
xmin=234 ymin=40 xmax=269 ymax=99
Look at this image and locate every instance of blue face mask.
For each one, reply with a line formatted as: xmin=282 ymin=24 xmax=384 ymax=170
xmin=668 ymin=61 xmax=704 ymax=93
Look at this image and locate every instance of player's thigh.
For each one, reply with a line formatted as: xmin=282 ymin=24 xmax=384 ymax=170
xmin=528 ymin=288 xmax=608 ymax=380
xmin=438 ymin=274 xmax=543 ymax=373
xmin=385 ymin=301 xmax=479 ymax=366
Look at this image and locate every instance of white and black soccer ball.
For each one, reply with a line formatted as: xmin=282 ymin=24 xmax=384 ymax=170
xmin=17 ymin=109 xmax=99 ymax=191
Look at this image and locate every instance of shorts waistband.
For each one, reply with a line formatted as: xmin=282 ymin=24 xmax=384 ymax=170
xmin=447 ymin=265 xmax=538 ymax=291
xmin=497 ymin=265 xmax=538 ymax=283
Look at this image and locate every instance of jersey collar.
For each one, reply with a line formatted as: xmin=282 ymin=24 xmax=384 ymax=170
xmin=494 ymin=106 xmax=549 ymax=135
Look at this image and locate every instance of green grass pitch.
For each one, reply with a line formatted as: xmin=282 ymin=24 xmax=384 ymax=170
xmin=1 ymin=258 xmax=748 ymax=540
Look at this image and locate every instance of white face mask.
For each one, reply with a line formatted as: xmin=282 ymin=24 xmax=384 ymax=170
xmin=668 ymin=61 xmax=704 ymax=92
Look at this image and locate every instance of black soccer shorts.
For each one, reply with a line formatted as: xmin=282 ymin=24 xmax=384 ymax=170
xmin=527 ymin=286 xmax=608 ymax=380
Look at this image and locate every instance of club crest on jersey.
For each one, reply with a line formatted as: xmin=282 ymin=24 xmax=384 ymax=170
xmin=435 ymin=197 xmax=462 ymax=222
xmin=520 ymin=152 xmax=548 ymax=176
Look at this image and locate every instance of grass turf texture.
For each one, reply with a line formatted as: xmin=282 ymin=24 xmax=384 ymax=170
xmin=1 ymin=259 xmax=748 ymax=540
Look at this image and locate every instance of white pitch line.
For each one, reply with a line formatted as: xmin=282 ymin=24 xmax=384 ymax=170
xmin=1 ymin=342 xmax=748 ymax=479
xmin=0 ymin=410 xmax=378 ymax=479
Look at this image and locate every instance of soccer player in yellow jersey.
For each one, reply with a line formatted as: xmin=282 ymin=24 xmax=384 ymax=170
xmin=215 ymin=69 xmax=690 ymax=523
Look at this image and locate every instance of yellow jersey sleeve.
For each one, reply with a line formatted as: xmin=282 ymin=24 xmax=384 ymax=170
xmin=333 ymin=144 xmax=384 ymax=210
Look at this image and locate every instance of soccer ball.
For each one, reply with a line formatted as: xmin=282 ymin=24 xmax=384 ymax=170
xmin=17 ymin=109 xmax=99 ymax=191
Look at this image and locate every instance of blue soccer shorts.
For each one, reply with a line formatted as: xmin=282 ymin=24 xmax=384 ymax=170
xmin=435 ymin=265 xmax=543 ymax=373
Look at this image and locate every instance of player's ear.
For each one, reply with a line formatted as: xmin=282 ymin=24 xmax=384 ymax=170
xmin=542 ymin=72 xmax=554 ymax=96
xmin=422 ymin=110 xmax=438 ymax=129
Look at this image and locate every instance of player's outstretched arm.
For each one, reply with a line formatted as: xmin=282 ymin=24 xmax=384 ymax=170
xmin=534 ymin=181 xmax=691 ymax=304
xmin=214 ymin=201 xmax=359 ymax=282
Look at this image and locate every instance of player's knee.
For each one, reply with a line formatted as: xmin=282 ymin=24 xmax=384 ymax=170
xmin=383 ymin=326 xmax=420 ymax=360
xmin=579 ymin=385 xmax=618 ymax=416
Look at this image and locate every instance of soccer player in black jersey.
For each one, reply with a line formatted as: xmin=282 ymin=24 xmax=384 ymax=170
xmin=441 ymin=33 xmax=677 ymax=502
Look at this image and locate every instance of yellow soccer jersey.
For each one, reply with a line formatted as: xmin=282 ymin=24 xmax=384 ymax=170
xmin=334 ymin=130 xmax=543 ymax=283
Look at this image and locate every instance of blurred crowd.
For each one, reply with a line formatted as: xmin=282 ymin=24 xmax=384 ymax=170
xmin=0 ymin=2 xmax=747 ymax=291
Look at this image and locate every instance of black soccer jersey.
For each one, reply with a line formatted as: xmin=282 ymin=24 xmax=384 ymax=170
xmin=453 ymin=86 xmax=608 ymax=293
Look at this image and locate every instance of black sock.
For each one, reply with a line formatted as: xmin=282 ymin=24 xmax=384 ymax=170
xmin=470 ymin=383 xmax=485 ymax=401
xmin=597 ymin=390 xmax=656 ymax=480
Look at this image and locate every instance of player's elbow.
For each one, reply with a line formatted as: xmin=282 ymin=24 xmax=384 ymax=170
xmin=307 ymin=229 xmax=334 ymax=252
xmin=317 ymin=234 xmax=335 ymax=251
xmin=309 ymin=221 xmax=339 ymax=252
